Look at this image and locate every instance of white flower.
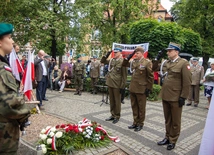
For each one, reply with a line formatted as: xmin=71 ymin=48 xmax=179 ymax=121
xmin=46 ymin=126 xmax=52 ymax=130
xmin=50 ymin=127 xmax=56 ymax=132
xmin=47 ymin=138 xmax=52 ymax=144
xmin=41 ymin=134 xmax=47 ymax=140
xmin=55 ymin=131 xmax=63 ymax=138
xmin=85 ymin=134 xmax=90 ymax=139
xmin=40 ymin=144 xmax=46 ymax=149
xmin=42 ymin=147 xmax=47 ymax=154
xmin=49 ymin=132 xmax=55 ymax=137
xmin=83 ymin=131 xmax=86 ymax=135
xmin=41 ymin=129 xmax=46 ymax=134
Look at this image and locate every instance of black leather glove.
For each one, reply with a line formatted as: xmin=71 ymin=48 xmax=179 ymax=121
xmin=105 ymin=51 xmax=112 ymax=58
xmin=178 ymin=97 xmax=185 ymax=107
xmin=81 ymin=75 xmax=84 ymax=79
xmin=155 ymin=49 xmax=165 ymax=61
xmin=126 ymin=50 xmax=136 ymax=61
xmin=145 ymin=88 xmax=151 ymax=97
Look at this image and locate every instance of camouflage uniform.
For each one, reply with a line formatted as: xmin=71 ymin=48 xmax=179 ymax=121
xmin=0 ymin=55 xmax=30 ymax=154
xmin=73 ymin=61 xmax=86 ymax=94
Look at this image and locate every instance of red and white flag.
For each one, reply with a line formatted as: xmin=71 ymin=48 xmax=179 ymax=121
xmin=22 ymin=50 xmax=35 ymax=100
xmin=9 ymin=48 xmax=24 ymax=81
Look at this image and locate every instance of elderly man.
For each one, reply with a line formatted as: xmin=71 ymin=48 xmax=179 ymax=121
xmin=34 ymin=50 xmax=50 ymax=109
xmin=153 ymin=42 xmax=192 ymax=150
xmin=186 ymin=57 xmax=204 ymax=107
xmin=101 ymin=48 xmax=127 ymax=124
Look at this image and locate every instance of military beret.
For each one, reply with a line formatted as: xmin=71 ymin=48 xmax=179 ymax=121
xmin=0 ymin=23 xmax=14 ymax=37
xmin=114 ymin=48 xmax=122 ymax=52
xmin=166 ymin=42 xmax=181 ymax=52
xmin=76 ymin=54 xmax=82 ymax=58
xmin=192 ymin=57 xmax=199 ymax=61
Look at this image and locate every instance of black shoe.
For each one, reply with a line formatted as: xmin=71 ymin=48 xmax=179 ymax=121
xmin=74 ymin=92 xmax=79 ymax=95
xmin=79 ymin=92 xmax=82 ymax=96
xmin=128 ymin=124 xmax=137 ymax=129
xmin=105 ymin=117 xmax=114 ymax=121
xmin=186 ymin=103 xmax=192 ymax=106
xmin=94 ymin=92 xmax=97 ymax=94
xmin=134 ymin=126 xmax=143 ymax=132
xmin=194 ymin=104 xmax=198 ymax=107
xmin=112 ymin=118 xmax=119 ymax=124
xmin=157 ymin=138 xmax=169 ymax=145
xmin=167 ymin=143 xmax=175 ymax=150
xmin=91 ymin=91 xmax=93 ymax=94
xmin=121 ymin=101 xmax=125 ymax=104
xmin=43 ymin=98 xmax=48 ymax=101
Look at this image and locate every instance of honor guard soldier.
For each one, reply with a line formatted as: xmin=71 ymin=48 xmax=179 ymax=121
xmin=0 ymin=23 xmax=30 ymax=154
xmin=90 ymin=55 xmax=100 ymax=94
xmin=101 ymin=48 xmax=127 ymax=124
xmin=186 ymin=57 xmax=204 ymax=107
xmin=73 ymin=54 xmax=86 ymax=95
xmin=122 ymin=47 xmax=153 ymax=131
xmin=153 ymin=42 xmax=192 ymax=150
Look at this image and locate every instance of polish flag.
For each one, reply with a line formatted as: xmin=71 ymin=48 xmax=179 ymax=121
xmin=9 ymin=48 xmax=24 ymax=81
xmin=22 ymin=50 xmax=35 ymax=100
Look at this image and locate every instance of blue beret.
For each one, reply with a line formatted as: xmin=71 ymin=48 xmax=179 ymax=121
xmin=114 ymin=48 xmax=122 ymax=52
xmin=166 ymin=42 xmax=181 ymax=52
xmin=76 ymin=54 xmax=82 ymax=58
xmin=0 ymin=23 xmax=14 ymax=37
xmin=93 ymin=55 xmax=97 ymax=58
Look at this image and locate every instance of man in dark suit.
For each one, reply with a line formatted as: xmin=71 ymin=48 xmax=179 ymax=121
xmin=153 ymin=42 xmax=192 ymax=150
xmin=34 ymin=50 xmax=49 ymax=109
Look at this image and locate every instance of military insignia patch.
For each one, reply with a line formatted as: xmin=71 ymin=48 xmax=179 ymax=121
xmin=187 ymin=65 xmax=190 ymax=70
xmin=4 ymin=66 xmax=12 ymax=72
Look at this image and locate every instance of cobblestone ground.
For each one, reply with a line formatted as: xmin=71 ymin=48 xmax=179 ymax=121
xmin=18 ymin=89 xmax=208 ymax=155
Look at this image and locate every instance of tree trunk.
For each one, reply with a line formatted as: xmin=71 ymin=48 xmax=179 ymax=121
xmin=51 ymin=32 xmax=57 ymax=60
xmin=202 ymin=53 xmax=209 ymax=72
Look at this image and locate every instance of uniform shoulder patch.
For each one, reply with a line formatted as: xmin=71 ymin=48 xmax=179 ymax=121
xmin=4 ymin=66 xmax=12 ymax=72
xmin=187 ymin=65 xmax=190 ymax=70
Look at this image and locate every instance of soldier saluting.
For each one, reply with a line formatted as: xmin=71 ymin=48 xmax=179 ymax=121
xmin=0 ymin=23 xmax=30 ymax=154
xmin=153 ymin=42 xmax=192 ymax=150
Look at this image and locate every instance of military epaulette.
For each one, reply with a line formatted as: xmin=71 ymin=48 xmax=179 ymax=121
xmin=4 ymin=66 xmax=12 ymax=72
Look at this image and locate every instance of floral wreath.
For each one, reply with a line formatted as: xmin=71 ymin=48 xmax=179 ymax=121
xmin=38 ymin=118 xmax=120 ymax=154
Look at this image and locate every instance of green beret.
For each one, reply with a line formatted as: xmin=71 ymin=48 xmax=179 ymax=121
xmin=0 ymin=23 xmax=14 ymax=37
xmin=76 ymin=54 xmax=82 ymax=58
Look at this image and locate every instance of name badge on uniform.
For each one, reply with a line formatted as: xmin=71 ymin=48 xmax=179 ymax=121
xmin=139 ymin=64 xmax=145 ymax=69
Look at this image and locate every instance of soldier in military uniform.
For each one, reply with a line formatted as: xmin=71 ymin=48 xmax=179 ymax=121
xmin=101 ymin=48 xmax=127 ymax=124
xmin=0 ymin=23 xmax=30 ymax=154
xmin=90 ymin=55 xmax=100 ymax=94
xmin=122 ymin=47 xmax=153 ymax=131
xmin=186 ymin=57 xmax=204 ymax=107
xmin=73 ymin=54 xmax=86 ymax=95
xmin=153 ymin=42 xmax=192 ymax=150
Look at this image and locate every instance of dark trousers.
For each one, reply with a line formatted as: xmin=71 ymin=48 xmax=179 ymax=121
xmin=130 ymin=92 xmax=147 ymax=126
xmin=162 ymin=100 xmax=183 ymax=144
xmin=36 ymin=76 xmax=48 ymax=106
xmin=108 ymin=87 xmax=121 ymax=119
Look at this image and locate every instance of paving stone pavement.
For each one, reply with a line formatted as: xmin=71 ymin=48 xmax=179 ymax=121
xmin=19 ymin=89 xmax=208 ymax=155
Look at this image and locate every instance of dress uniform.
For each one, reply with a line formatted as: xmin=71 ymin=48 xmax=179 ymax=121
xmin=153 ymin=42 xmax=192 ymax=150
xmin=73 ymin=54 xmax=86 ymax=95
xmin=0 ymin=23 xmax=30 ymax=154
xmin=186 ymin=57 xmax=204 ymax=107
xmin=123 ymin=47 xmax=153 ymax=131
xmin=101 ymin=48 xmax=127 ymax=124
xmin=90 ymin=56 xmax=100 ymax=94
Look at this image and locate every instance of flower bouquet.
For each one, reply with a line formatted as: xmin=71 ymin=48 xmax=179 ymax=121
xmin=205 ymin=73 xmax=214 ymax=82
xmin=37 ymin=118 xmax=119 ymax=154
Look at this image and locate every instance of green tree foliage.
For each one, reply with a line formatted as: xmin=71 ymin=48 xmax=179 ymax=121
xmin=74 ymin=0 xmax=147 ymax=51
xmin=170 ymin=0 xmax=214 ymax=70
xmin=130 ymin=19 xmax=202 ymax=58
xmin=0 ymin=0 xmax=80 ymax=58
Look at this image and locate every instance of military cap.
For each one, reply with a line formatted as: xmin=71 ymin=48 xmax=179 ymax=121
xmin=135 ymin=46 xmax=144 ymax=53
xmin=114 ymin=48 xmax=122 ymax=52
xmin=93 ymin=55 xmax=97 ymax=59
xmin=166 ymin=42 xmax=181 ymax=52
xmin=76 ymin=54 xmax=82 ymax=58
xmin=192 ymin=57 xmax=199 ymax=61
xmin=0 ymin=23 xmax=14 ymax=37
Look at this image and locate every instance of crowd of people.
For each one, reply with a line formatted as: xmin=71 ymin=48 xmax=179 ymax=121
xmin=1 ymin=22 xmax=214 ymax=154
